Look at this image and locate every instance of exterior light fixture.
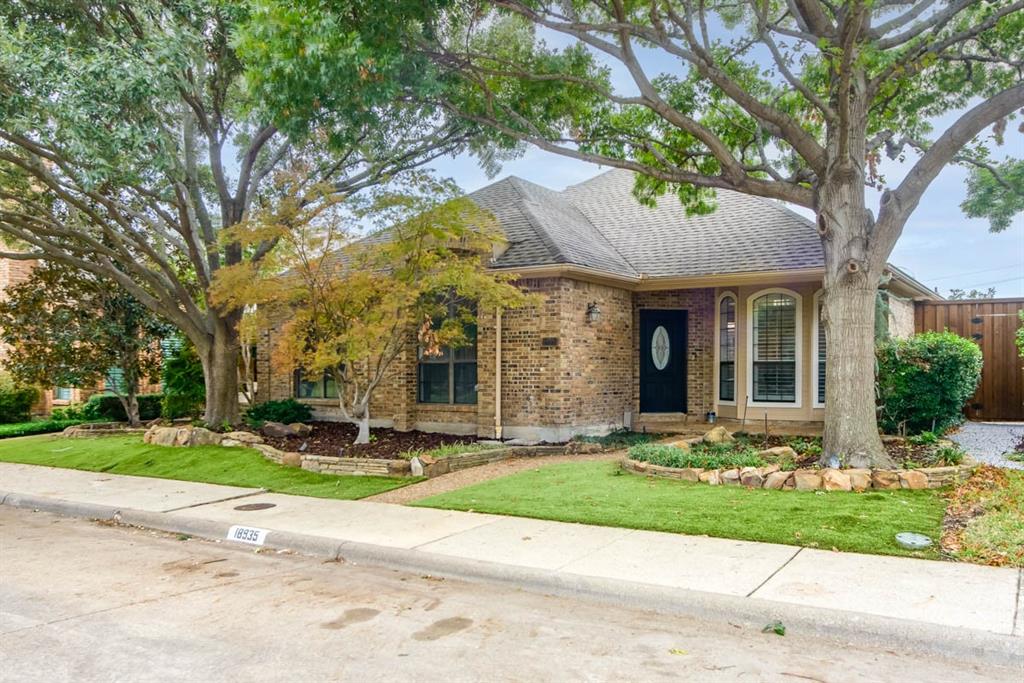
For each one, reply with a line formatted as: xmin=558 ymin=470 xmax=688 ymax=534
xmin=585 ymin=302 xmax=602 ymax=324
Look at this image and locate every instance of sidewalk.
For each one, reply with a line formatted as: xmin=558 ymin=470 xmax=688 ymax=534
xmin=2 ymin=462 xmax=1022 ymax=667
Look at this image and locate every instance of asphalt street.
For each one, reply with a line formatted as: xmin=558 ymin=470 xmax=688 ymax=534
xmin=2 ymin=507 xmax=1018 ymax=682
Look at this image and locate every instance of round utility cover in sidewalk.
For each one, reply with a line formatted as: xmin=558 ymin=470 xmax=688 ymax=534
xmin=895 ymin=532 xmax=932 ymax=550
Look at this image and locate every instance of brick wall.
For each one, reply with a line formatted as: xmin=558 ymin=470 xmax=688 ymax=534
xmin=887 ymin=294 xmax=915 ymax=339
xmin=255 ymin=278 xmax=723 ymax=440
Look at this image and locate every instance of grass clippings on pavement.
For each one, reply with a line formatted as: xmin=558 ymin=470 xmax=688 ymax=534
xmin=0 ymin=434 xmax=413 ymax=500
xmin=415 ymin=460 xmax=945 ymax=558
xmin=942 ymin=465 xmax=1024 ymax=567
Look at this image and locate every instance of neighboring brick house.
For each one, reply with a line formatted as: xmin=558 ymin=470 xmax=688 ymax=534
xmin=0 ymin=255 xmax=162 ymax=415
xmin=255 ymin=169 xmax=939 ymax=441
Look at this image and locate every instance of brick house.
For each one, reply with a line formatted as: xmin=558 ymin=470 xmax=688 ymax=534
xmin=255 ymin=169 xmax=938 ymax=441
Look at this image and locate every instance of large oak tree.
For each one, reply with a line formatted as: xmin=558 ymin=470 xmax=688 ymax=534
xmin=415 ymin=0 xmax=1024 ymax=467
xmin=0 ymin=0 xmax=475 ymax=424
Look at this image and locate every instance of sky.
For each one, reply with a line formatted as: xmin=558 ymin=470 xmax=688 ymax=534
xmin=424 ymin=15 xmax=1024 ymax=299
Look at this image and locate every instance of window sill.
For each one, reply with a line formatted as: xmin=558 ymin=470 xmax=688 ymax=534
xmin=416 ymin=403 xmax=477 ymax=412
xmin=747 ymin=401 xmax=802 ymax=409
xmin=296 ymin=398 xmax=340 ymax=406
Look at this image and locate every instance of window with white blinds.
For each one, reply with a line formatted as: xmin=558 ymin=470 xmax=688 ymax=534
xmin=816 ymin=301 xmax=826 ymax=405
xmin=752 ymin=293 xmax=797 ymax=403
xmin=719 ymin=295 xmax=736 ymax=402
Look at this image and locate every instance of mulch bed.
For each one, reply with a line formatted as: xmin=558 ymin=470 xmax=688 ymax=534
xmin=261 ymin=421 xmax=482 ymax=460
xmin=734 ymin=433 xmax=947 ymax=468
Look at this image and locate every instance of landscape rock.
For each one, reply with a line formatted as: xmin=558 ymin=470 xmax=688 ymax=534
xmin=252 ymin=443 xmax=285 ymax=460
xmin=145 ymin=426 xmax=181 ymax=447
xmin=763 ymin=471 xmax=792 ymax=490
xmin=188 ymin=427 xmax=223 ymax=447
xmin=224 ymin=431 xmax=263 ymax=445
xmin=677 ymin=467 xmax=702 ymax=482
xmin=566 ymin=440 xmax=604 ymax=454
xmin=260 ymin=421 xmax=295 ymax=438
xmin=871 ymin=470 xmax=901 ymax=490
xmin=288 ymin=423 xmax=312 ymax=438
xmin=757 ymin=463 xmax=781 ymax=477
xmin=720 ymin=468 xmax=741 ymax=485
xmin=739 ymin=467 xmax=764 ymax=488
xmin=793 ymin=469 xmax=822 ymax=491
xmin=698 ymin=469 xmax=721 ymax=485
xmin=898 ymin=470 xmax=929 ymax=490
xmin=410 ymin=457 xmax=425 ymax=477
xmin=173 ymin=427 xmax=193 ymax=447
xmin=821 ymin=468 xmax=852 ymax=491
xmin=703 ymin=426 xmax=735 ymax=444
xmin=846 ymin=469 xmax=872 ymax=492
xmin=758 ymin=446 xmax=798 ymax=461
xmin=281 ymin=452 xmax=302 ymax=468
xmin=666 ymin=439 xmax=692 ymax=451
xmin=220 ymin=438 xmax=243 ymax=448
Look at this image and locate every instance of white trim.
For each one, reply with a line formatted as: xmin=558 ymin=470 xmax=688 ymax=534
xmin=811 ymin=289 xmax=826 ymax=408
xmin=746 ymin=287 xmax=803 ymax=409
xmin=714 ymin=291 xmax=738 ymax=407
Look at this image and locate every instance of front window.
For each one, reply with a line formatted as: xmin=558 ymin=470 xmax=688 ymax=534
xmin=418 ymin=304 xmax=478 ymax=405
xmin=752 ymin=293 xmax=797 ymax=403
xmin=54 ymin=387 xmax=72 ymax=401
xmin=294 ymin=369 xmax=338 ymax=400
xmin=719 ymin=295 xmax=736 ymax=402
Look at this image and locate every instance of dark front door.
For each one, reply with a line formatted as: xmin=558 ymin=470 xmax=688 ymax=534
xmin=639 ymin=309 xmax=687 ymax=413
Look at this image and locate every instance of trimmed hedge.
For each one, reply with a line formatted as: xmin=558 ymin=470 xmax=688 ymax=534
xmin=0 ymin=385 xmax=39 ymax=424
xmin=0 ymin=419 xmax=84 ymax=439
xmin=244 ymin=398 xmax=313 ymax=428
xmin=628 ymin=442 xmax=765 ymax=469
xmin=877 ymin=331 xmax=983 ymax=435
xmin=82 ymin=393 xmax=163 ymax=423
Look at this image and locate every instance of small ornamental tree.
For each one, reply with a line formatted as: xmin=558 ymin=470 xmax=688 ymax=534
xmin=0 ymin=262 xmax=173 ymax=425
xmin=213 ymin=172 xmax=533 ymax=444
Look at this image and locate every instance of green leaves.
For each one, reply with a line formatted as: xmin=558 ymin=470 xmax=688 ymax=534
xmin=960 ymin=159 xmax=1024 ymax=233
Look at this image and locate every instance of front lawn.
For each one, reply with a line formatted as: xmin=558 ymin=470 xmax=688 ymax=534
xmin=0 ymin=434 xmax=412 ymax=500
xmin=415 ymin=460 xmax=946 ymax=558
xmin=944 ymin=466 xmax=1024 ymax=567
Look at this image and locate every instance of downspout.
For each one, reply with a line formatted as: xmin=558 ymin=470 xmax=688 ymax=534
xmin=494 ymin=307 xmax=503 ymax=440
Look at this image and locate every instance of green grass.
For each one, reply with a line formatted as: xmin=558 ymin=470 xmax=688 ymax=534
xmin=415 ymin=460 xmax=946 ymax=558
xmin=0 ymin=419 xmax=85 ymax=439
xmin=0 ymin=434 xmax=412 ymax=500
xmin=956 ymin=470 xmax=1024 ymax=567
xmin=574 ymin=429 xmax=665 ymax=449
xmin=403 ymin=442 xmax=503 ymax=460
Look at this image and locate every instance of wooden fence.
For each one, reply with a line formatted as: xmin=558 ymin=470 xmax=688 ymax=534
xmin=914 ymin=298 xmax=1024 ymax=421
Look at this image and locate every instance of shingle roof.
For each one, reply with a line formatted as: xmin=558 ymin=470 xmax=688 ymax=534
xmin=478 ymin=168 xmax=824 ymax=278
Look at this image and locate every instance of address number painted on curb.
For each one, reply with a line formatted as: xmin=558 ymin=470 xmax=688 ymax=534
xmin=227 ymin=525 xmax=268 ymax=546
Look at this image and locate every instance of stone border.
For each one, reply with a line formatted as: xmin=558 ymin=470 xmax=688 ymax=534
xmin=620 ymin=458 xmax=976 ymax=491
xmin=63 ymin=422 xmax=148 ymax=438
xmin=137 ymin=423 xmax=571 ymax=478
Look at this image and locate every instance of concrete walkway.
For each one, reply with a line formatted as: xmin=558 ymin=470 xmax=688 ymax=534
xmin=1 ymin=462 xmax=1022 ymax=667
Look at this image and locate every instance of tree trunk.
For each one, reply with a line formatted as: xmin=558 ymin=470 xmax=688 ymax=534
xmin=819 ymin=280 xmax=894 ymax=468
xmin=118 ymin=391 xmax=140 ymax=427
xmin=200 ymin=320 xmax=241 ymax=427
xmin=354 ymin=411 xmax=371 ymax=445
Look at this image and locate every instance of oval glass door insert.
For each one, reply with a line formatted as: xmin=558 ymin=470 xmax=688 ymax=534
xmin=651 ymin=325 xmax=670 ymax=370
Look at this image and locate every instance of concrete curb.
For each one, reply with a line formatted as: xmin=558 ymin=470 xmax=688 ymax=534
xmin=3 ymin=492 xmax=1021 ymax=670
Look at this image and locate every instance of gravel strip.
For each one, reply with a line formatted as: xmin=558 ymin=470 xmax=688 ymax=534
xmin=948 ymin=422 xmax=1024 ymax=470
xmin=364 ymin=451 xmax=623 ymax=505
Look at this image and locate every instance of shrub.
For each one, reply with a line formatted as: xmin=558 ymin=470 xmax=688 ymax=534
xmin=0 ymin=419 xmax=83 ymax=439
xmin=932 ymin=445 xmax=966 ymax=466
xmin=877 ymin=331 xmax=983 ymax=435
xmin=51 ymin=404 xmax=89 ymax=421
xmin=628 ymin=442 xmax=764 ymax=470
xmin=244 ymin=399 xmax=313 ymax=428
xmin=161 ymin=340 xmax=205 ymax=419
xmin=785 ymin=436 xmax=823 ymax=458
xmin=574 ymin=429 xmax=662 ymax=448
xmin=0 ymin=374 xmax=39 ymax=424
xmin=82 ymin=393 xmax=163 ymax=422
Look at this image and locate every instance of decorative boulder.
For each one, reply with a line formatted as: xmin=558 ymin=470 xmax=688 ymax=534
xmin=758 ymin=446 xmax=798 ymax=460
xmin=846 ymin=469 xmax=872 ymax=492
xmin=758 ymin=463 xmax=781 ymax=477
xmin=220 ymin=438 xmax=243 ymax=448
xmin=720 ymin=468 xmax=741 ymax=485
xmin=698 ymin=469 xmax=721 ymax=485
xmin=173 ymin=427 xmax=193 ymax=446
xmin=281 ymin=452 xmax=302 ymax=468
xmin=763 ymin=471 xmax=792 ymax=490
xmin=252 ymin=443 xmax=285 ymax=461
xmin=677 ymin=467 xmax=702 ymax=482
xmin=898 ymin=470 xmax=929 ymax=490
xmin=288 ymin=423 xmax=313 ymax=438
xmin=821 ymin=469 xmax=852 ymax=492
xmin=793 ymin=470 xmax=822 ymax=491
xmin=145 ymin=426 xmax=182 ymax=447
xmin=703 ymin=426 xmax=735 ymax=444
xmin=188 ymin=427 xmax=223 ymax=447
xmin=260 ymin=421 xmax=295 ymax=439
xmin=666 ymin=439 xmax=692 ymax=451
xmin=871 ymin=470 xmax=901 ymax=490
xmin=739 ymin=467 xmax=764 ymax=488
xmin=224 ymin=431 xmax=264 ymax=445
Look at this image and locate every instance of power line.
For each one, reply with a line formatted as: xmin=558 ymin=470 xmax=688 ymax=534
xmin=956 ymin=275 xmax=1024 ymax=289
xmin=928 ymin=263 xmax=1023 ymax=282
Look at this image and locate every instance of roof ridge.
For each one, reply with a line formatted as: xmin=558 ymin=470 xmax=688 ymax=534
xmin=505 ymin=177 xmax=568 ymax=265
xmin=558 ymin=182 xmax=639 ymax=276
